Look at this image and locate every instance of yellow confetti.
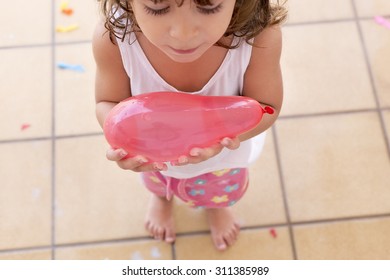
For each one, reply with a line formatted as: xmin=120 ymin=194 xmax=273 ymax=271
xmin=60 ymin=1 xmax=69 ymax=10
xmin=56 ymin=24 xmax=79 ymax=33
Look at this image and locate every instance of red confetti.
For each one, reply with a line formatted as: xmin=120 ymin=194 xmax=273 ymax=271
xmin=269 ymin=228 xmax=277 ymax=238
xmin=21 ymin=124 xmax=31 ymax=131
xmin=62 ymin=8 xmax=74 ymax=16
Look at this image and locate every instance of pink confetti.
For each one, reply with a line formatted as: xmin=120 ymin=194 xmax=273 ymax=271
xmin=21 ymin=124 xmax=31 ymax=131
xmin=269 ymin=228 xmax=277 ymax=238
xmin=374 ymin=16 xmax=390 ymax=29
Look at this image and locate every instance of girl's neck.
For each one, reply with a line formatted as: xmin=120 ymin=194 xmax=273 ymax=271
xmin=135 ymin=33 xmax=233 ymax=92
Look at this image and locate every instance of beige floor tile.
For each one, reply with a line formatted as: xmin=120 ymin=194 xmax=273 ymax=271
xmin=0 ymin=250 xmax=52 ymax=260
xmin=0 ymin=141 xmax=52 ymax=250
xmin=55 ymin=135 xmax=151 ymax=244
xmin=360 ymin=20 xmax=390 ymax=108
xmin=286 ymin=0 xmax=353 ymax=24
xmin=55 ymin=43 xmax=101 ymax=136
xmin=294 ymin=218 xmax=390 ymax=259
xmin=0 ymin=48 xmax=52 ymax=140
xmin=0 ymin=249 xmax=52 ymax=260
xmin=281 ymin=22 xmax=376 ymax=116
xmin=173 ymin=133 xmax=286 ymax=234
xmin=0 ymin=0 xmax=51 ymax=47
xmin=56 ymin=241 xmax=172 ymax=260
xmin=55 ymin=0 xmax=99 ymax=43
xmin=354 ymin=0 xmax=390 ymax=17
xmin=276 ymin=112 xmax=390 ymax=222
xmin=384 ymin=110 xmax=390 ymax=131
xmin=175 ymin=228 xmax=293 ymax=260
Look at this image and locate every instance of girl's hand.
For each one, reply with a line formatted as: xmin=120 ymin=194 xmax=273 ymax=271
xmin=106 ymin=147 xmax=167 ymax=172
xmin=172 ymin=137 xmax=240 ymax=166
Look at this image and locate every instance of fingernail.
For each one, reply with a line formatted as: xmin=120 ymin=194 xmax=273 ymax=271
xmin=166 ymin=237 xmax=174 ymax=243
xmin=120 ymin=150 xmax=128 ymax=157
xmin=190 ymin=149 xmax=200 ymax=157
xmin=136 ymin=157 xmax=148 ymax=164
xmin=221 ymin=138 xmax=230 ymax=146
xmin=154 ymin=163 xmax=164 ymax=171
xmin=178 ymin=156 xmax=188 ymax=164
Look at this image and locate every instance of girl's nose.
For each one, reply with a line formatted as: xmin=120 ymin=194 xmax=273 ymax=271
xmin=168 ymin=14 xmax=199 ymax=41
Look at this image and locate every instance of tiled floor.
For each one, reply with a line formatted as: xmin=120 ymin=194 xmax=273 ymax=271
xmin=0 ymin=0 xmax=389 ymax=260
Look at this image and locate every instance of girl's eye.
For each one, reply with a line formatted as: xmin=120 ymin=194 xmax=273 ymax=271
xmin=144 ymin=5 xmax=170 ymax=16
xmin=197 ymin=4 xmax=222 ymax=15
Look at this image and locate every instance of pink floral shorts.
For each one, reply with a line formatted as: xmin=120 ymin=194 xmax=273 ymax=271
xmin=141 ymin=168 xmax=249 ymax=208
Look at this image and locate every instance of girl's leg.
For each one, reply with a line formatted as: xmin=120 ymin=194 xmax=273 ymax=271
xmin=140 ymin=172 xmax=176 ymax=243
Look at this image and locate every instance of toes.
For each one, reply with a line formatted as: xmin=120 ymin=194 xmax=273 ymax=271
xmin=155 ymin=227 xmax=165 ymax=241
xmin=165 ymin=228 xmax=176 ymax=243
xmin=213 ymin=235 xmax=228 ymax=251
xmin=213 ymin=227 xmax=240 ymax=250
xmin=145 ymin=223 xmax=175 ymax=243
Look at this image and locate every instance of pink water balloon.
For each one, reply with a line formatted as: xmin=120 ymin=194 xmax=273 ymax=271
xmin=104 ymin=91 xmax=273 ymax=162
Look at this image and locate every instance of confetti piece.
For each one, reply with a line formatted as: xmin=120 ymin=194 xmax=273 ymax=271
xmin=131 ymin=251 xmax=143 ymax=260
xmin=150 ymin=247 xmax=161 ymax=259
xmin=56 ymin=24 xmax=79 ymax=33
xmin=60 ymin=1 xmax=74 ymax=15
xmin=269 ymin=228 xmax=277 ymax=238
xmin=62 ymin=8 xmax=74 ymax=16
xmin=60 ymin=1 xmax=69 ymax=10
xmin=374 ymin=16 xmax=390 ymax=29
xmin=21 ymin=123 xmax=31 ymax=131
xmin=57 ymin=62 xmax=85 ymax=73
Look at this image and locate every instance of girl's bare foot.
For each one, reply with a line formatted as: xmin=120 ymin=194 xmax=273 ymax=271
xmin=206 ymin=207 xmax=240 ymax=251
xmin=144 ymin=194 xmax=176 ymax=243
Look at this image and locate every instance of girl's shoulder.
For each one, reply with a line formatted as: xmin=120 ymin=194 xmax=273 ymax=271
xmin=248 ymin=25 xmax=283 ymax=65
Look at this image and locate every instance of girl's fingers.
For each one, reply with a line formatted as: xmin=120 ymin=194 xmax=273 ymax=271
xmin=188 ymin=144 xmax=223 ymax=163
xmin=220 ymin=137 xmax=240 ymax=150
xmin=106 ymin=148 xmax=128 ymax=161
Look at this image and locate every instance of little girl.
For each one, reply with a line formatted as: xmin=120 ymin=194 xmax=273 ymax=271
xmin=93 ymin=0 xmax=287 ymax=251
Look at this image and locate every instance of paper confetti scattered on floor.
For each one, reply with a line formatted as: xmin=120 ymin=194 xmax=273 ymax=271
xmin=150 ymin=247 xmax=161 ymax=259
xmin=60 ymin=1 xmax=74 ymax=15
xmin=269 ymin=228 xmax=277 ymax=238
xmin=374 ymin=16 xmax=390 ymax=29
xmin=56 ymin=24 xmax=79 ymax=33
xmin=21 ymin=123 xmax=31 ymax=131
xmin=57 ymin=62 xmax=85 ymax=73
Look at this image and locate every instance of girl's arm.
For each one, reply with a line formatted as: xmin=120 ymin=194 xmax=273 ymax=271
xmin=240 ymin=25 xmax=284 ymax=141
xmin=93 ymin=21 xmax=167 ymax=172
xmin=93 ymin=21 xmax=131 ymax=127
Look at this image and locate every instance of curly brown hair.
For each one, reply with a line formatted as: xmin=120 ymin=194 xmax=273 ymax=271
xmin=98 ymin=0 xmax=287 ymax=48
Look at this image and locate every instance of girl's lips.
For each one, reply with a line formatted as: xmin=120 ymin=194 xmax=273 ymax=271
xmin=170 ymin=46 xmax=198 ymax=55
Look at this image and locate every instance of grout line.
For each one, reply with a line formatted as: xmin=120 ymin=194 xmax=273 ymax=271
xmin=50 ymin=0 xmax=57 ymax=261
xmin=0 ymin=132 xmax=103 ymax=145
xmin=3 ymin=106 xmax=390 ymax=146
xmin=0 ymin=40 xmax=92 ymax=51
xmin=351 ymin=0 xmax=390 ymax=158
xmin=0 ymin=213 xmax=390 ymax=254
xmin=279 ymin=108 xmax=387 ymax=120
xmin=3 ymin=212 xmax=390 ymax=256
xmin=271 ymin=126 xmax=298 ymax=260
xmin=171 ymin=243 xmax=177 ymax=260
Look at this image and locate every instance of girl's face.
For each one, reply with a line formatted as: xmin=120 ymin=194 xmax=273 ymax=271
xmin=131 ymin=0 xmax=236 ymax=63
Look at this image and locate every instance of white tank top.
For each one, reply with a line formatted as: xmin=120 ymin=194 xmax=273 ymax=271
xmin=116 ymin=32 xmax=266 ymax=179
